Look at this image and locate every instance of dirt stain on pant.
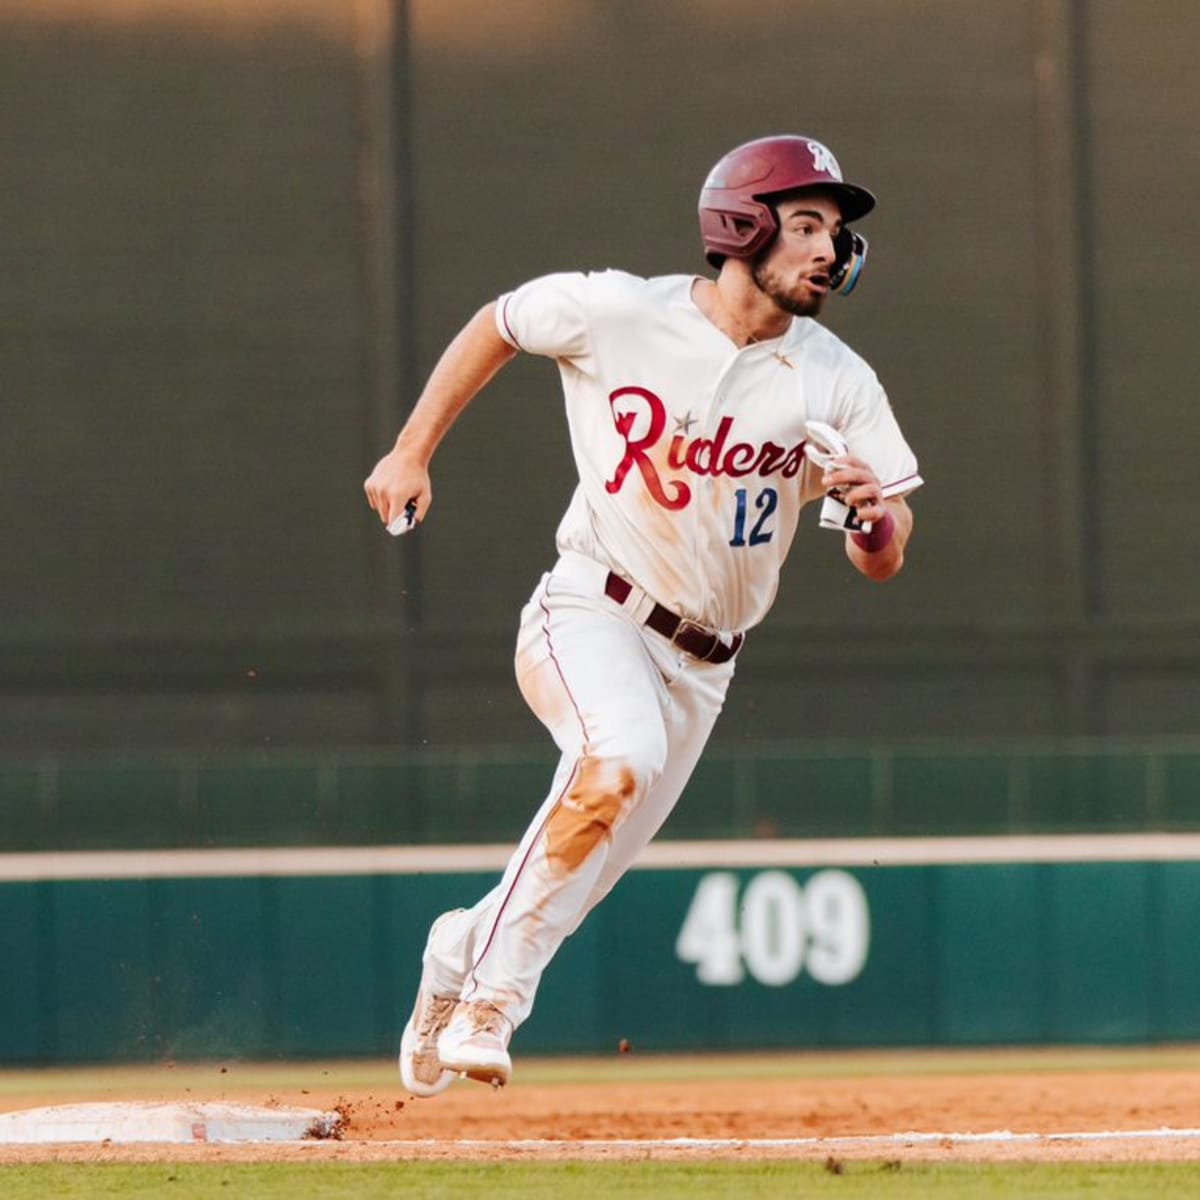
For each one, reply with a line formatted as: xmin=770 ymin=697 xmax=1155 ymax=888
xmin=545 ymin=757 xmax=637 ymax=875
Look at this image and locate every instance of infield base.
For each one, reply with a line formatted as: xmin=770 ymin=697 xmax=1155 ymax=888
xmin=0 ymin=1101 xmax=344 ymax=1144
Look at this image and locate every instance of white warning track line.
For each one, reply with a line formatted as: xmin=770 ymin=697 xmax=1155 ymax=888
xmin=384 ymin=1128 xmax=1200 ymax=1152
xmin=6 ymin=833 xmax=1200 ymax=882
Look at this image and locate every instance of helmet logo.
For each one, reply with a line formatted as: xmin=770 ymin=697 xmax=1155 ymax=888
xmin=806 ymin=140 xmax=843 ymax=180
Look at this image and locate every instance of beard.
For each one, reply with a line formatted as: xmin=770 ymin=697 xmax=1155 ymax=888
xmin=751 ymin=254 xmax=826 ymax=318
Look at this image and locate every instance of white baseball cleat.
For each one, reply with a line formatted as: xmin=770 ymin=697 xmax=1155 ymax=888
xmin=399 ymin=989 xmax=459 ymax=1098
xmin=437 ymin=1000 xmax=513 ymax=1088
xmin=398 ymin=908 xmax=469 ymax=1098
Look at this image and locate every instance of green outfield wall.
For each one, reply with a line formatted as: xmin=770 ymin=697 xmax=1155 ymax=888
xmin=2 ymin=844 xmax=1199 ymax=1065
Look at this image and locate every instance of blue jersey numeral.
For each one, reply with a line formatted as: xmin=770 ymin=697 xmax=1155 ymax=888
xmin=730 ymin=487 xmax=778 ymax=547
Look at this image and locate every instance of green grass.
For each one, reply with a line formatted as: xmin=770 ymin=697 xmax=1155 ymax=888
xmin=3 ymin=1162 xmax=1200 ymax=1199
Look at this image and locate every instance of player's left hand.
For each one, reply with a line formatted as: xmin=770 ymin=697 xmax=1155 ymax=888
xmin=823 ymin=456 xmax=887 ymax=527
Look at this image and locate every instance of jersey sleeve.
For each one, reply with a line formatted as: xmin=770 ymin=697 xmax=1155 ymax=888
xmin=838 ymin=374 xmax=923 ymax=498
xmin=494 ymin=271 xmax=594 ymax=366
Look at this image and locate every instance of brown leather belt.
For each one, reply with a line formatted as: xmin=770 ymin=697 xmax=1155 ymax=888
xmin=604 ymin=572 xmax=744 ymax=664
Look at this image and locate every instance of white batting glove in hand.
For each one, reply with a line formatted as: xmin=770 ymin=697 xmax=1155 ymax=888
xmin=804 ymin=421 xmax=872 ymax=534
xmin=819 ymin=494 xmax=869 ymax=533
xmin=387 ymin=499 xmax=419 ymax=536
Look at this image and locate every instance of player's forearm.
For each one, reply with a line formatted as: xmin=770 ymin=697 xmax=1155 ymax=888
xmin=392 ymin=302 xmax=518 ymax=463
xmin=845 ymin=497 xmax=912 ymax=582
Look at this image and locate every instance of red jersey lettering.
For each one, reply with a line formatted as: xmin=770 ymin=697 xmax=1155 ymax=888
xmin=606 ymin=385 xmax=806 ymax=511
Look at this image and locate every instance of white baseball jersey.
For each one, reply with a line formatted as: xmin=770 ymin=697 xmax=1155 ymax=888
xmin=496 ymin=269 xmax=922 ymax=633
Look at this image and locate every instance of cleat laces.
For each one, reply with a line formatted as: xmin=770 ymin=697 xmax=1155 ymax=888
xmin=463 ymin=1000 xmax=508 ymax=1038
xmin=411 ymin=994 xmax=456 ymax=1084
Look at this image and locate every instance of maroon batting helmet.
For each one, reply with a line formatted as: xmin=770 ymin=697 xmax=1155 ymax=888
xmin=698 ymin=135 xmax=876 ymax=293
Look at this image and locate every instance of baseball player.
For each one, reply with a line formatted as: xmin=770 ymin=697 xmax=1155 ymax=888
xmin=363 ymin=134 xmax=922 ymax=1095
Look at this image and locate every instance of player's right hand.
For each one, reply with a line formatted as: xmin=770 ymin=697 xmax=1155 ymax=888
xmin=363 ymin=447 xmax=432 ymax=535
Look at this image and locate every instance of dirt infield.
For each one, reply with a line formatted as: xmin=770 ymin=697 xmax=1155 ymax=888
xmin=1 ymin=1049 xmax=1199 ymax=1163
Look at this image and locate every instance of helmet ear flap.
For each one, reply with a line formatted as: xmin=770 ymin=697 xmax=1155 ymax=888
xmin=831 ymin=229 xmax=868 ymax=295
xmin=700 ymin=198 xmax=780 ymax=268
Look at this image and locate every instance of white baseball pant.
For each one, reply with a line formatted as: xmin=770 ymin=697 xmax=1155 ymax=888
xmin=419 ymin=551 xmax=737 ymax=1029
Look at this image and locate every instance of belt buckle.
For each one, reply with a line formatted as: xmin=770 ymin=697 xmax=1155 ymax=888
xmin=671 ymin=619 xmax=712 ymax=659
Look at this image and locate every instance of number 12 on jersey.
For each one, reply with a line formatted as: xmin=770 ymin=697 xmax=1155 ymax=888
xmin=730 ymin=486 xmax=779 ymax=547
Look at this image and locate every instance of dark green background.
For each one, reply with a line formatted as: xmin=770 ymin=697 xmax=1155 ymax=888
xmin=2 ymin=0 xmax=1199 ymax=754
xmin=3 ymin=740 xmax=1198 ymax=852
xmin=2 ymin=859 xmax=1196 ymax=1063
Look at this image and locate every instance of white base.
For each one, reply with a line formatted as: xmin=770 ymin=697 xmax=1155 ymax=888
xmin=0 ymin=1101 xmax=343 ymax=1144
